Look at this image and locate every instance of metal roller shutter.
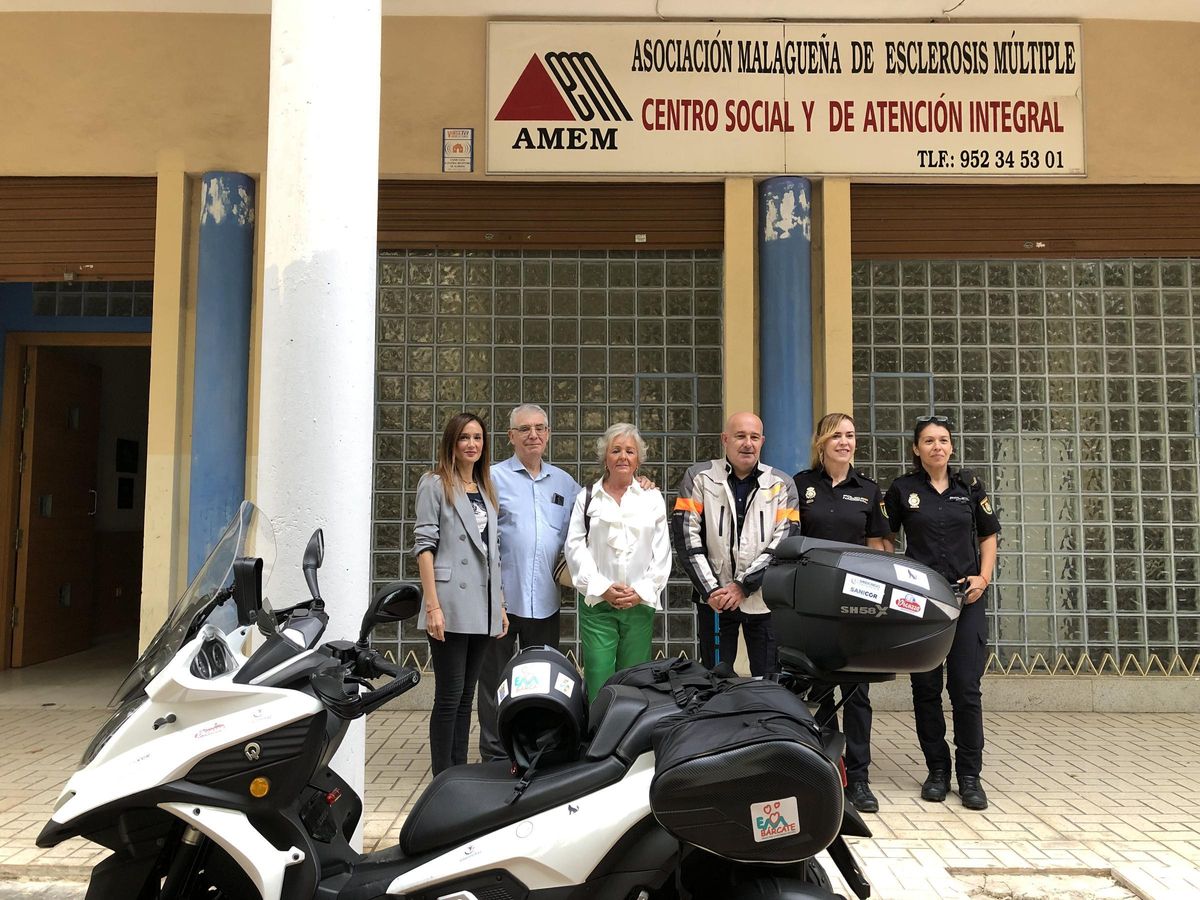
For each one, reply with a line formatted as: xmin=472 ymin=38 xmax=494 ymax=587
xmin=851 ymin=185 xmax=1200 ymax=259
xmin=378 ymin=180 xmax=724 ymax=250
xmin=0 ymin=177 xmax=157 ymax=282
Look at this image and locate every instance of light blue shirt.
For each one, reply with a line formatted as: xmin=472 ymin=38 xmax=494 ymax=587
xmin=493 ymin=454 xmax=581 ymax=620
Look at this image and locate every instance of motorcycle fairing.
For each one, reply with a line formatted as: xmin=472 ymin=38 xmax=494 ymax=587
xmin=45 ymin=625 xmax=323 ymax=831
xmin=385 ymin=753 xmax=657 ymax=894
xmin=159 ymin=802 xmax=305 ymax=900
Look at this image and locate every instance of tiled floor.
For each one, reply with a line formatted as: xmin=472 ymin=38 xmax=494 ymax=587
xmin=2 ymin=650 xmax=1198 ymax=898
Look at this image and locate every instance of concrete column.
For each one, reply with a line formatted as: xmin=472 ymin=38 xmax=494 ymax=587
xmin=140 ymin=156 xmax=189 ymax=650
xmin=812 ymin=178 xmax=854 ymax=419
xmin=257 ymin=0 xmax=381 ymax=830
xmin=188 ymin=172 xmax=255 ymax=579
xmin=758 ymin=176 xmax=813 ymax=478
xmin=722 ymin=177 xmax=758 ymax=416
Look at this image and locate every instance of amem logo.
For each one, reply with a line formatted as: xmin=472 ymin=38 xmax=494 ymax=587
xmin=496 ymin=51 xmax=630 ymax=151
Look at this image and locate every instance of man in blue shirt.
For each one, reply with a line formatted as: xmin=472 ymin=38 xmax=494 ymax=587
xmin=477 ymin=404 xmax=580 ymax=761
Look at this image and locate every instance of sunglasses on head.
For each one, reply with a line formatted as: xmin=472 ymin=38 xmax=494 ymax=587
xmin=915 ymin=414 xmax=953 ymax=427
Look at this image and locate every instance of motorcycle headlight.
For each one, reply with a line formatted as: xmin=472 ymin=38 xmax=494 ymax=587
xmin=81 ymin=695 xmax=145 ymax=766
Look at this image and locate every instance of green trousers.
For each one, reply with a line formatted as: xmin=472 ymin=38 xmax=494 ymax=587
xmin=578 ymin=600 xmax=655 ymax=703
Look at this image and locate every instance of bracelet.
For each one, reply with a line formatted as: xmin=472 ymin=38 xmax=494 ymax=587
xmin=426 ymin=605 xmax=440 ymax=613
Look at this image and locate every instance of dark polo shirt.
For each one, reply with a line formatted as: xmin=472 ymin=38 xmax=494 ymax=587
xmin=793 ymin=466 xmax=890 ymax=546
xmin=883 ymin=468 xmax=1002 ymax=583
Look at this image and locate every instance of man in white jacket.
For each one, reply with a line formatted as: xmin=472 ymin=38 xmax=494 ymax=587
xmin=669 ymin=412 xmax=800 ymax=676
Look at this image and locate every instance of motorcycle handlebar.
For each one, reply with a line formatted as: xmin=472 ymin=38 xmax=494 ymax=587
xmin=311 ymin=651 xmax=420 ymax=720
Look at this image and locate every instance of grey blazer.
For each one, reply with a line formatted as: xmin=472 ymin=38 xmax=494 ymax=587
xmin=412 ymin=472 xmax=504 ymax=636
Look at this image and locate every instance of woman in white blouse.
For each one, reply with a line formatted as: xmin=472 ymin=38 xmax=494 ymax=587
xmin=565 ymin=422 xmax=672 ymax=701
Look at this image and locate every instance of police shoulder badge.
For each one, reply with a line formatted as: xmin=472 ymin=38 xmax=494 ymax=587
xmin=981 ymin=495 xmax=993 ymax=515
xmin=804 ymin=486 xmax=816 ymax=502
xmin=908 ymin=492 xmax=920 ymax=509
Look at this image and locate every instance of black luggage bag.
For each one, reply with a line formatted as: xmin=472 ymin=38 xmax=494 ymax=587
xmin=648 ymin=679 xmax=844 ymax=864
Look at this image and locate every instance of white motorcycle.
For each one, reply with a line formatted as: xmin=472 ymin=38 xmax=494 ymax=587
xmin=40 ymin=502 xmax=963 ymax=900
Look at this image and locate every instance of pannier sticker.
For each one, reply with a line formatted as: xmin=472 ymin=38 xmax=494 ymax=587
xmin=496 ymin=680 xmax=509 ymax=704
xmin=554 ymin=673 xmax=575 ymax=698
xmin=511 ymin=661 xmax=552 ymax=698
xmin=843 ymin=574 xmax=885 ymax=605
xmin=893 ymin=563 xmax=931 ymax=590
xmin=891 ymin=590 xmax=927 ymax=617
xmin=751 ymin=796 xmax=800 ymax=842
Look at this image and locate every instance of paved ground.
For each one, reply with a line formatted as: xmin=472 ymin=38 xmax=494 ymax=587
xmin=2 ymin=646 xmax=1199 ymax=898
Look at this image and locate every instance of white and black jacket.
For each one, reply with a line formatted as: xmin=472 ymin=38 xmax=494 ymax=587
xmin=669 ymin=459 xmax=800 ymax=616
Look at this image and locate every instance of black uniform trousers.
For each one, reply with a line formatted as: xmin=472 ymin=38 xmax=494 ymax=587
xmin=696 ymin=606 xmax=778 ymax=676
xmin=476 ymin=611 xmax=561 ymax=761
xmin=815 ymin=682 xmax=872 ymax=784
xmin=910 ymin=594 xmax=988 ymax=778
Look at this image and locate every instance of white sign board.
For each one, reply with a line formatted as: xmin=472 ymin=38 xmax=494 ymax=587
xmin=443 ymin=127 xmax=474 ymax=173
xmin=487 ymin=22 xmax=1084 ymax=176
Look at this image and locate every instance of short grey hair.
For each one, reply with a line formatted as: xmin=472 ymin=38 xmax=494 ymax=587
xmin=508 ymin=403 xmax=549 ymax=429
xmin=596 ymin=422 xmax=647 ymax=468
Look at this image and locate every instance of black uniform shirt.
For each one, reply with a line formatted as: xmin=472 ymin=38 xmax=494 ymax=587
xmin=883 ymin=468 xmax=1001 ymax=582
xmin=793 ymin=466 xmax=890 ymax=546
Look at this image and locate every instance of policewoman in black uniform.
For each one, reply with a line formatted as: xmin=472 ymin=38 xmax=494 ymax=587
xmin=794 ymin=412 xmax=891 ymax=814
xmin=884 ymin=415 xmax=1000 ymax=811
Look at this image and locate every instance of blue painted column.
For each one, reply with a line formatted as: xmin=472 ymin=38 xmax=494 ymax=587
xmin=188 ymin=172 xmax=256 ymax=578
xmin=758 ymin=177 xmax=813 ymax=478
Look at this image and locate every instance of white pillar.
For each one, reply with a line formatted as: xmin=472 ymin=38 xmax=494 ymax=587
xmin=258 ymin=1 xmax=381 ymax=843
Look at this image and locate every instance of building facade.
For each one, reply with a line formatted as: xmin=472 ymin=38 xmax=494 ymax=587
xmin=0 ymin=8 xmax=1197 ymax=702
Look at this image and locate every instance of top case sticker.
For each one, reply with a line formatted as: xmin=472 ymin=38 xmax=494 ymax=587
xmin=893 ymin=563 xmax=931 ymax=590
xmin=891 ymin=590 xmax=927 ymax=617
xmin=510 ymin=661 xmax=552 ymax=698
xmin=554 ymin=672 xmax=575 ymax=698
xmin=496 ymin=679 xmax=510 ymax=704
xmin=843 ymin=573 xmax=886 ymax=605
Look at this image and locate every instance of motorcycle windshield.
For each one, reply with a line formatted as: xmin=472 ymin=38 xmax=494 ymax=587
xmin=111 ymin=501 xmax=276 ymax=705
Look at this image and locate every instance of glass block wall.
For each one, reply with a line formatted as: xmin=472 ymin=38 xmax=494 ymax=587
xmin=851 ymin=258 xmax=1200 ymax=669
xmin=371 ymin=249 xmax=725 ymax=669
xmin=32 ymin=281 xmax=154 ymax=317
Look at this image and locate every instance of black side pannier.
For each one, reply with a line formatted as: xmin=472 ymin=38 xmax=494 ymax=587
xmin=648 ymin=680 xmax=844 ymax=864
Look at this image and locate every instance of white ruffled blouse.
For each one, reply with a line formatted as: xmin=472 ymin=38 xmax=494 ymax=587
xmin=564 ymin=480 xmax=672 ymax=609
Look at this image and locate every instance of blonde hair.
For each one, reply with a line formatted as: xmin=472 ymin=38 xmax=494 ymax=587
xmin=596 ymin=422 xmax=647 ymax=472
xmin=810 ymin=413 xmax=856 ymax=469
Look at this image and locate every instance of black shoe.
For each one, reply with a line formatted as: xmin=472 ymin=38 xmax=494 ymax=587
xmin=845 ymin=781 xmax=879 ymax=813
xmin=920 ymin=768 xmax=950 ymax=802
xmin=958 ymin=775 xmax=989 ymax=810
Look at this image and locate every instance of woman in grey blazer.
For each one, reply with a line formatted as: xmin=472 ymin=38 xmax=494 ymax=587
xmin=413 ymin=412 xmax=508 ymax=774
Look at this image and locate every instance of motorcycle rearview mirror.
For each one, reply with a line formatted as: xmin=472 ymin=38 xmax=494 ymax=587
xmin=303 ymin=529 xmax=324 ymax=606
xmin=359 ymin=581 xmax=422 ymax=645
xmin=232 ymin=557 xmax=263 ymax=627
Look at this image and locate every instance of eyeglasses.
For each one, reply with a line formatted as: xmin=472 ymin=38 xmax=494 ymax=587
xmin=513 ymin=424 xmax=549 ymax=435
xmin=915 ymin=414 xmax=953 ymax=427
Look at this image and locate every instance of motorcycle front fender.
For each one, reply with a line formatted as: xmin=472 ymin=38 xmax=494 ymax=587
xmin=83 ymin=852 xmax=157 ymax=900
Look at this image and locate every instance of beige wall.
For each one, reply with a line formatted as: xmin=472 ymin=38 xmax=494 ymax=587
xmin=1 ymin=15 xmax=1196 ymax=183
xmin=2 ymin=11 xmax=1196 ymax=638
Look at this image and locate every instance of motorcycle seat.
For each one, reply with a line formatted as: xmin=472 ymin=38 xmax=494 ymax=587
xmin=399 ymin=756 xmax=627 ymax=856
xmin=585 ymin=684 xmax=682 ymax=763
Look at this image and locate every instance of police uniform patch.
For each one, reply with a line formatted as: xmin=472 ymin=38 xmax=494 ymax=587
xmin=981 ymin=495 xmax=993 ymax=515
xmin=804 ymin=486 xmax=816 ymax=502
xmin=908 ymin=492 xmax=920 ymax=509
